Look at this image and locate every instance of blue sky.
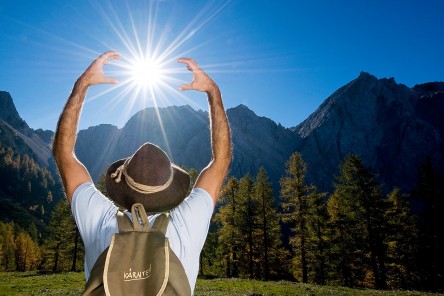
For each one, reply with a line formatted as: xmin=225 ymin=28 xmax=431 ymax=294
xmin=0 ymin=0 xmax=443 ymax=131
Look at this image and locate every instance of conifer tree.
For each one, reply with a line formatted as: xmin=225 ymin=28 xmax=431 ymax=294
xmin=306 ymin=189 xmax=329 ymax=285
xmin=280 ymin=152 xmax=310 ymax=283
xmin=384 ymin=187 xmax=419 ymax=288
xmin=254 ymin=167 xmax=285 ymax=280
xmin=237 ymin=174 xmax=257 ymax=278
xmin=1 ymin=222 xmax=16 ymax=271
xmin=327 ymin=155 xmax=387 ymax=289
xmin=43 ymin=199 xmax=84 ymax=271
xmin=96 ymin=171 xmax=108 ymax=196
xmin=187 ymin=168 xmax=199 ymax=195
xmin=214 ymin=177 xmax=240 ymax=277
xmin=414 ymin=158 xmax=444 ymax=290
xmin=15 ymin=231 xmax=40 ymax=271
xmin=28 ymin=223 xmax=39 ymax=243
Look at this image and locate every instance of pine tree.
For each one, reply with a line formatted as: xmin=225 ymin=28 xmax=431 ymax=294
xmin=280 ymin=152 xmax=311 ymax=283
xmin=306 ymin=189 xmax=329 ymax=285
xmin=28 ymin=223 xmax=39 ymax=243
xmin=414 ymin=157 xmax=444 ymax=291
xmin=96 ymin=171 xmax=107 ymax=196
xmin=187 ymin=168 xmax=199 ymax=195
xmin=254 ymin=167 xmax=286 ymax=280
xmin=237 ymin=174 xmax=257 ymax=278
xmin=43 ymin=199 xmax=84 ymax=271
xmin=384 ymin=187 xmax=419 ymax=289
xmin=214 ymin=177 xmax=240 ymax=277
xmin=15 ymin=231 xmax=40 ymax=271
xmin=200 ymin=224 xmax=220 ymax=276
xmin=327 ymin=155 xmax=388 ymax=289
xmin=0 ymin=222 xmax=17 ymax=271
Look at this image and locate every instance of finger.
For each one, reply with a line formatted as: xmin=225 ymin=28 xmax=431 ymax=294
xmin=103 ymin=77 xmax=119 ymax=84
xmin=101 ymin=51 xmax=121 ymax=60
xmin=177 ymin=58 xmax=199 ymax=71
xmin=98 ymin=52 xmax=120 ymax=66
xmin=178 ymin=83 xmax=193 ymax=91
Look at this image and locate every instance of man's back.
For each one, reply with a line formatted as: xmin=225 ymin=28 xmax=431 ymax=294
xmin=72 ymin=182 xmax=214 ymax=290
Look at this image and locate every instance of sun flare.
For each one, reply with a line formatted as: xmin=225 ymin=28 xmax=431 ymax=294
xmin=128 ymin=57 xmax=164 ymax=88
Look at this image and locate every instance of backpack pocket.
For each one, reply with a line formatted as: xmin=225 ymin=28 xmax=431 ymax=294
xmin=104 ymin=231 xmax=169 ymax=296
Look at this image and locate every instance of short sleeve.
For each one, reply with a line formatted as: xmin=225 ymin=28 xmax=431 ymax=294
xmin=166 ymin=187 xmax=214 ymax=291
xmin=71 ymin=182 xmax=118 ymax=279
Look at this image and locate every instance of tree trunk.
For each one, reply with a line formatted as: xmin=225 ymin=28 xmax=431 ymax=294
xmin=262 ymin=191 xmax=269 ymax=280
xmin=298 ymin=196 xmax=308 ymax=283
xmin=53 ymin=241 xmax=60 ymax=272
xmin=71 ymin=229 xmax=79 ymax=271
xmin=199 ymin=252 xmax=204 ymax=276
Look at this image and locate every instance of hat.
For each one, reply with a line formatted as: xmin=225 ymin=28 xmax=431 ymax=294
xmin=105 ymin=143 xmax=190 ymax=212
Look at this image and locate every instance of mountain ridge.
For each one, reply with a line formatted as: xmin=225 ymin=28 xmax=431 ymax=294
xmin=293 ymin=72 xmax=443 ymax=192
xmin=1 ymin=71 xmax=443 ymax=199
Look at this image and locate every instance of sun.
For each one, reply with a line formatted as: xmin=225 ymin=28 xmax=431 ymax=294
xmin=127 ymin=56 xmax=164 ymax=88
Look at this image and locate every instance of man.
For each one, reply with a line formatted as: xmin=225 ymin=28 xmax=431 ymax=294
xmin=52 ymin=51 xmax=231 ymax=292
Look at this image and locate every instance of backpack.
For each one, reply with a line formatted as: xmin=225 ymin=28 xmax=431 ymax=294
xmin=82 ymin=203 xmax=192 ymax=296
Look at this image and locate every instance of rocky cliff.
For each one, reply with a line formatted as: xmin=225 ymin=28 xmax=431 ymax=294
xmin=293 ymin=72 xmax=443 ymax=192
xmin=0 ymin=91 xmax=53 ymax=167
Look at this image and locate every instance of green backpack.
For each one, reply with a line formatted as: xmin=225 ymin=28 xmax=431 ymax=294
xmin=83 ymin=203 xmax=191 ymax=296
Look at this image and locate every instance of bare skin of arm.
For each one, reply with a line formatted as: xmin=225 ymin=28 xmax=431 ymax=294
xmin=53 ymin=51 xmax=120 ymax=204
xmin=177 ymin=58 xmax=232 ymax=206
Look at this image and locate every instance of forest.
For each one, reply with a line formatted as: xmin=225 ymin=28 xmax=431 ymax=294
xmin=0 ymin=143 xmax=443 ymax=292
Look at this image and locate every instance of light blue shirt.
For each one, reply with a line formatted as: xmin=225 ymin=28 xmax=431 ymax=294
xmin=71 ymin=182 xmax=214 ymax=291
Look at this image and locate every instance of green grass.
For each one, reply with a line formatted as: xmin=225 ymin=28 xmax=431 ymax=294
xmin=0 ymin=272 xmax=442 ymax=295
xmin=0 ymin=271 xmax=84 ymax=296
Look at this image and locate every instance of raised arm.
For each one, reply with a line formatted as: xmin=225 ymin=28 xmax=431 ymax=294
xmin=53 ymin=51 xmax=120 ymax=203
xmin=177 ymin=58 xmax=232 ymax=206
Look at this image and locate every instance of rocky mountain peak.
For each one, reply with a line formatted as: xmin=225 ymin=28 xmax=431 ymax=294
xmin=0 ymin=91 xmax=29 ymax=131
xmin=295 ymin=72 xmax=414 ymax=138
xmin=413 ymin=82 xmax=444 ymax=93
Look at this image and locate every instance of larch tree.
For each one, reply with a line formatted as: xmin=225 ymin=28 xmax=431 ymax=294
xmin=1 ymin=222 xmax=16 ymax=271
xmin=328 ymin=155 xmax=387 ymax=289
xmin=384 ymin=187 xmax=419 ymax=289
xmin=280 ymin=152 xmax=311 ymax=283
xmin=43 ymin=199 xmax=84 ymax=272
xmin=306 ymin=188 xmax=329 ymax=285
xmin=413 ymin=157 xmax=444 ymax=291
xmin=214 ymin=176 xmax=240 ymax=277
xmin=237 ymin=174 xmax=257 ymax=278
xmin=15 ymin=231 xmax=40 ymax=271
xmin=253 ymin=166 xmax=285 ymax=280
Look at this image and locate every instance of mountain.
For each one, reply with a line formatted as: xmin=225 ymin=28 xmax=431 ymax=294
xmin=292 ymin=72 xmax=444 ymax=192
xmin=1 ymin=71 xmax=443 ymax=211
xmin=75 ymin=105 xmax=298 ymax=190
xmin=0 ymin=91 xmax=63 ymax=224
xmin=0 ymin=91 xmax=53 ymax=167
xmin=75 ymin=73 xmax=443 ymax=195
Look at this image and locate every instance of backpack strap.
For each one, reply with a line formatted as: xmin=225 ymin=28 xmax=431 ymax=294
xmin=117 ymin=211 xmax=133 ymax=232
xmin=151 ymin=213 xmax=170 ymax=235
xmin=82 ymin=246 xmax=109 ymax=296
xmin=131 ymin=203 xmax=150 ymax=232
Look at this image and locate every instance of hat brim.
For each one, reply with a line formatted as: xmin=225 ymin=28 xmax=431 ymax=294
xmin=105 ymin=158 xmax=190 ymax=212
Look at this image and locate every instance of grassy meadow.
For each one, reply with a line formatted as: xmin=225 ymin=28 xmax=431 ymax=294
xmin=0 ymin=271 xmax=444 ymax=296
xmin=0 ymin=272 xmax=443 ymax=296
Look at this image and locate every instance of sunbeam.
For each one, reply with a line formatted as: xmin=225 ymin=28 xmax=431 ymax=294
xmin=6 ymin=0 xmax=285 ymax=134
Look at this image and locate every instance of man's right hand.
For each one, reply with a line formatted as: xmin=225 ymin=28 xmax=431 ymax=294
xmin=177 ymin=58 xmax=232 ymax=206
xmin=78 ymin=51 xmax=120 ymax=86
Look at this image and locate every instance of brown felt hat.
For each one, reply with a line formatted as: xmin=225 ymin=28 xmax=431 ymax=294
xmin=105 ymin=143 xmax=190 ymax=212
